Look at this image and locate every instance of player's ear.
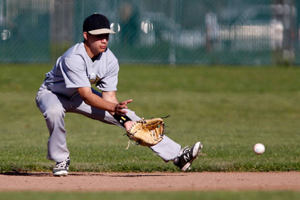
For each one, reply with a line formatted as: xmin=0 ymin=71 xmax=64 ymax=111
xmin=83 ymin=32 xmax=89 ymax=41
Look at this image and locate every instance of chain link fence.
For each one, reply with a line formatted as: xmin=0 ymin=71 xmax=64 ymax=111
xmin=0 ymin=0 xmax=298 ymax=65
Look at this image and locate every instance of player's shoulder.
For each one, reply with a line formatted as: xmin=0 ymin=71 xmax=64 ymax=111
xmin=55 ymin=43 xmax=86 ymax=69
xmin=63 ymin=42 xmax=86 ymax=58
xmin=61 ymin=43 xmax=86 ymax=62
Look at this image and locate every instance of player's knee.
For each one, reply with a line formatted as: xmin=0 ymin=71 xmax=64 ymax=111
xmin=44 ymin=105 xmax=65 ymax=120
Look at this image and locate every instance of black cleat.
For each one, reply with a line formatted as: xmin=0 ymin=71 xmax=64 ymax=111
xmin=174 ymin=142 xmax=203 ymax=171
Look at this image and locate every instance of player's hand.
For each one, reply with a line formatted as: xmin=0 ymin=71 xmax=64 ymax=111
xmin=114 ymin=99 xmax=132 ymax=115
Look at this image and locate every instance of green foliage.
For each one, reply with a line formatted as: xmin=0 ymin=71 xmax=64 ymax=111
xmin=0 ymin=64 xmax=299 ymax=173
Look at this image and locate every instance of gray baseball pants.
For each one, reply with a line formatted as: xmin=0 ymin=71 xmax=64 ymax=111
xmin=35 ymin=84 xmax=181 ymax=162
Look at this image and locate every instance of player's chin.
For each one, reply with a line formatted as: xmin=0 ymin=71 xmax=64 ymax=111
xmin=99 ymin=47 xmax=107 ymax=53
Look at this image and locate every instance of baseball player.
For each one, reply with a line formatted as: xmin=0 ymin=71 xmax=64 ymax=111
xmin=35 ymin=13 xmax=203 ymax=176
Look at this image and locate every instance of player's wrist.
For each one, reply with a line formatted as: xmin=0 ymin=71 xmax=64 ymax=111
xmin=113 ymin=113 xmax=132 ymax=128
xmin=124 ymin=121 xmax=135 ymax=131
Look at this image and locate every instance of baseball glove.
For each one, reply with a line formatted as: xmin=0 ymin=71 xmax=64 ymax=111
xmin=126 ymin=117 xmax=165 ymax=147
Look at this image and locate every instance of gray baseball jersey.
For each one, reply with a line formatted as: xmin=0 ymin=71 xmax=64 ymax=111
xmin=44 ymin=42 xmax=119 ymax=98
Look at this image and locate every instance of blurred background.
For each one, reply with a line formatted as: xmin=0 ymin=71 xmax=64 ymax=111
xmin=0 ymin=0 xmax=299 ymax=65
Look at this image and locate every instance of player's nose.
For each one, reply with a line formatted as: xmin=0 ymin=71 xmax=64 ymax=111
xmin=101 ymin=38 xmax=108 ymax=43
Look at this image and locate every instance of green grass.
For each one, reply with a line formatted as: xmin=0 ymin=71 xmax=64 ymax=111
xmin=0 ymin=64 xmax=299 ymax=173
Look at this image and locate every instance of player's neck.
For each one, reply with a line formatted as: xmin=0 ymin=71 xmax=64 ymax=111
xmin=91 ymin=55 xmax=99 ymax=62
xmin=84 ymin=42 xmax=100 ymax=61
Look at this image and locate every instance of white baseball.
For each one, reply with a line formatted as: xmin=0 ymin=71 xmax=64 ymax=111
xmin=253 ymin=143 xmax=265 ymax=155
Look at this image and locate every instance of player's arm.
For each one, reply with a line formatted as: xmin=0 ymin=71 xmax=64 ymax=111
xmin=77 ymin=87 xmax=132 ymax=115
xmin=102 ymin=91 xmax=135 ymax=130
xmin=102 ymin=91 xmax=119 ymax=104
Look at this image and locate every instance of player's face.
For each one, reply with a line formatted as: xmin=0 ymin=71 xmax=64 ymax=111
xmin=85 ymin=33 xmax=110 ymax=55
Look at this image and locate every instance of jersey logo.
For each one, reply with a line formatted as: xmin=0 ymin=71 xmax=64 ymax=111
xmin=89 ymin=73 xmax=101 ymax=84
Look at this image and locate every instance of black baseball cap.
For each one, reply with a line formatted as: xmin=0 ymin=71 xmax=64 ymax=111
xmin=83 ymin=13 xmax=115 ymax=35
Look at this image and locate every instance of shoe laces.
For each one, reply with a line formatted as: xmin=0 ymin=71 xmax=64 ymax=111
xmin=179 ymin=146 xmax=189 ymax=155
xmin=179 ymin=146 xmax=193 ymax=162
xmin=55 ymin=158 xmax=69 ymax=169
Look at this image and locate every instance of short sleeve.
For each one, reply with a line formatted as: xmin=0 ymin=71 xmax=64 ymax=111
xmin=61 ymin=57 xmax=91 ymax=88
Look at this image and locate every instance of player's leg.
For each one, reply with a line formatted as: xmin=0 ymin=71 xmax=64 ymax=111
xmin=70 ymin=89 xmax=181 ymax=161
xmin=35 ymin=86 xmax=70 ymax=163
xmin=70 ymin=89 xmax=203 ymax=170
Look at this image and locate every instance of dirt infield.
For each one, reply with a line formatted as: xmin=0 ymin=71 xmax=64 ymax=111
xmin=0 ymin=172 xmax=300 ymax=192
